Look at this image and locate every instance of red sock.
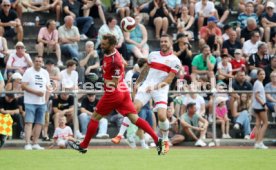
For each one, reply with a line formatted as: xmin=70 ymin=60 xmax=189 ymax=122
xmin=80 ymin=119 xmax=99 ymax=148
xmin=135 ymin=118 xmax=158 ymax=144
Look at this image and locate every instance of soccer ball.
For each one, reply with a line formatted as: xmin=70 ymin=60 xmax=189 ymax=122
xmin=120 ymin=17 xmax=136 ymax=32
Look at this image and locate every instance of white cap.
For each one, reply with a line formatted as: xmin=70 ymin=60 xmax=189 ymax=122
xmin=15 ymin=41 xmax=25 ymax=48
xmin=12 ymin=72 xmax=22 ymax=80
xmin=215 ymin=97 xmax=228 ymax=105
xmin=267 ymin=1 xmax=275 ymax=8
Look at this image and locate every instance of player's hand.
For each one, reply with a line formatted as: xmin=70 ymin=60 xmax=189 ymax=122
xmin=145 ymin=86 xmax=154 ymax=93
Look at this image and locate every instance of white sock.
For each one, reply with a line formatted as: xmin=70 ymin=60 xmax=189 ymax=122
xmin=140 ymin=139 xmax=146 ymax=146
xmin=118 ymin=117 xmax=131 ymax=136
xmin=159 ymin=119 xmax=169 ymax=141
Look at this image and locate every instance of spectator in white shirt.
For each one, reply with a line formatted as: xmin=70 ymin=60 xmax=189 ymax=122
xmin=242 ymin=31 xmax=261 ymax=59
xmin=60 ymin=59 xmax=78 ymax=90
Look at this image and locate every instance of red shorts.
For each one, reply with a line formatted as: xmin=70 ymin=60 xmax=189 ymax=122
xmin=95 ymin=91 xmax=137 ymax=116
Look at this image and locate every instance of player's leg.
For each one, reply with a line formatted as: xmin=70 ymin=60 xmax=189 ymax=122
xmin=111 ymin=116 xmax=131 ymax=144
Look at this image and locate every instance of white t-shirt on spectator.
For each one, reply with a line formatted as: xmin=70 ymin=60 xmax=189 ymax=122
xmin=6 ymin=52 xmax=32 ymax=68
xmin=53 ymin=126 xmax=73 ymax=140
xmin=183 ymin=95 xmax=205 ymax=113
xmin=195 ymin=1 xmax=215 ymax=17
xmin=252 ymin=80 xmax=266 ymax=109
xmin=22 ymin=67 xmax=50 ymax=105
xmin=242 ymin=40 xmax=261 ymax=56
xmin=217 ymin=62 xmax=232 ymax=74
xmin=60 ymin=69 xmax=78 ymax=89
xmin=116 ymin=0 xmax=130 ymax=8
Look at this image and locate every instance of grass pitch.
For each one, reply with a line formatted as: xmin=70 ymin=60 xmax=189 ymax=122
xmin=0 ymin=148 xmax=275 ymax=170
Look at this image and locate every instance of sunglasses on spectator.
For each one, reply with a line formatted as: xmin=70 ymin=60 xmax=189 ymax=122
xmin=3 ymin=4 xmax=10 ymax=7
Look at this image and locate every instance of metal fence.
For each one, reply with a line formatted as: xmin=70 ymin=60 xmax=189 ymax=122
xmin=2 ymin=90 xmax=276 ymax=146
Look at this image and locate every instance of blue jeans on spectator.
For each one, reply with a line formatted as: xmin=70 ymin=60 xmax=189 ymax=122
xmin=233 ymin=110 xmax=251 ymax=136
xmin=75 ymin=16 xmax=93 ymax=35
xmin=266 ymin=101 xmax=276 ymax=112
xmin=138 ymin=103 xmax=153 ymax=126
xmin=79 ymin=113 xmax=108 ymax=135
xmin=60 ymin=44 xmax=79 ymax=61
xmin=25 ymin=104 xmax=46 ymax=124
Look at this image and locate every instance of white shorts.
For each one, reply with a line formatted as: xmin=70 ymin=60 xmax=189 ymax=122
xmin=135 ymin=83 xmax=169 ymax=109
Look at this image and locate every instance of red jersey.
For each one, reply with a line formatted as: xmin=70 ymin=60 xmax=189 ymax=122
xmin=230 ymin=59 xmax=246 ymax=74
xmin=102 ymin=50 xmax=127 ymax=91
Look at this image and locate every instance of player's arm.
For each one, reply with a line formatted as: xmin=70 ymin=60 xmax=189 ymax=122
xmin=136 ymin=64 xmax=150 ymax=85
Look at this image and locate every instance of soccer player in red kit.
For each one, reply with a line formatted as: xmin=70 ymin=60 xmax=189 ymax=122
xmin=68 ymin=34 xmax=163 ymax=155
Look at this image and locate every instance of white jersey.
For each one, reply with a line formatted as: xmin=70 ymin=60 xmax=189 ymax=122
xmin=53 ymin=126 xmax=73 ymax=140
xmin=145 ymin=51 xmax=181 ymax=85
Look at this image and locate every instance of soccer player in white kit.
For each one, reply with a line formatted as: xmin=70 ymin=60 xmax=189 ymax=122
xmin=112 ymin=34 xmax=181 ymax=154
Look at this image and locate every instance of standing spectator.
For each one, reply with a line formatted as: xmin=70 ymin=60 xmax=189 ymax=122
xmin=262 ymin=1 xmax=276 ymax=43
xmin=191 ymin=45 xmax=216 ymax=86
xmin=78 ymin=41 xmax=100 ymax=84
xmin=58 ymin=16 xmax=80 ymax=62
xmin=0 ymin=71 xmax=4 ymax=93
xmin=230 ymin=49 xmax=246 ymax=75
xmin=217 ymin=53 xmax=233 ymax=83
xmin=222 ymin=30 xmax=242 ymax=58
xmin=82 ymin=0 xmax=106 ymax=24
xmin=252 ymin=69 xmax=269 ymax=149
xmin=248 ymin=43 xmax=271 ymax=80
xmin=232 ymin=93 xmax=252 ymax=140
xmin=242 ymin=31 xmax=262 ymax=59
xmin=199 ymin=16 xmax=222 ymax=52
xmin=264 ymin=56 xmax=276 ymax=85
xmin=21 ymin=56 xmax=50 ymax=150
xmin=180 ymin=102 xmax=208 ymax=147
xmin=115 ymin=0 xmax=130 ymax=19
xmin=0 ymin=92 xmax=24 ymax=139
xmin=63 ymin=0 xmax=93 ymax=40
xmin=96 ymin=16 xmax=128 ymax=60
xmin=79 ymin=93 xmax=109 ymax=138
xmin=124 ymin=14 xmax=149 ymax=59
xmin=6 ymin=42 xmax=33 ymax=76
xmin=60 ymin=59 xmax=78 ymax=90
xmin=177 ymin=5 xmax=195 ymax=40
xmin=240 ymin=17 xmax=263 ymax=43
xmin=265 ymin=71 xmax=276 ymax=112
xmin=36 ymin=20 xmax=63 ymax=66
xmin=148 ymin=0 xmax=170 ymax=39
xmin=0 ymin=0 xmax=23 ymax=41
xmin=215 ymin=97 xmax=231 ymax=139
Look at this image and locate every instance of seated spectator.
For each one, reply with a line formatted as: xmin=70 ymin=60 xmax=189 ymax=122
xmin=177 ymin=5 xmax=195 ymax=41
xmin=221 ymin=24 xmax=233 ymax=41
xmin=0 ymin=0 xmax=23 ymax=41
xmin=79 ymin=93 xmax=109 ymax=138
xmin=217 ymin=53 xmax=233 ymax=84
xmin=78 ymin=41 xmax=100 ymax=84
xmin=231 ymin=93 xmax=252 ymax=140
xmin=22 ymin=0 xmax=62 ymax=23
xmin=96 ymin=16 xmax=128 ymax=60
xmin=199 ymin=16 xmax=222 ymax=52
xmin=165 ymin=0 xmax=181 ymax=24
xmin=268 ymin=32 xmax=276 ymax=55
xmin=215 ymin=96 xmax=231 ymax=139
xmin=45 ymin=59 xmax=61 ymax=92
xmin=0 ymin=26 xmax=9 ymax=59
xmin=240 ymin=17 xmax=263 ymax=43
xmin=9 ymin=0 xmax=23 ymax=19
xmin=195 ymin=0 xmax=216 ymax=32
xmin=148 ymin=0 xmax=170 ymax=39
xmin=265 ymin=71 xmax=276 ymax=112
xmin=212 ymin=0 xmax=230 ymax=28
xmin=6 ymin=42 xmax=33 ymax=77
xmin=264 ymin=56 xmax=276 ymax=85
xmin=115 ymin=0 xmax=130 ymax=19
xmin=124 ymin=14 xmax=149 ymax=59
xmin=242 ymin=31 xmax=262 ymax=59
xmin=180 ymin=102 xmax=208 ymax=147
xmin=5 ymin=72 xmax=22 ymax=98
xmin=222 ymin=30 xmax=242 ymax=58
xmin=0 ymin=71 xmax=4 ymax=94
xmin=167 ymin=107 xmax=185 ymax=145
xmin=132 ymin=0 xmax=150 ymax=24
xmin=82 ymin=0 xmax=106 ymax=24
xmin=60 ymin=59 xmax=78 ymax=90
xmin=261 ymin=2 xmax=276 ymax=43
xmin=191 ymin=45 xmax=216 ymax=87
xmin=230 ymin=49 xmax=246 ymax=75
xmin=248 ymin=43 xmax=271 ymax=80
xmin=52 ymin=88 xmax=84 ymax=139
xmin=0 ymin=92 xmax=24 ymax=139
xmin=36 ymin=20 xmax=62 ymax=66
xmin=52 ymin=116 xmax=74 ymax=149
xmin=238 ymin=0 xmax=264 ymax=17
xmin=58 ymin=16 xmax=80 ymax=62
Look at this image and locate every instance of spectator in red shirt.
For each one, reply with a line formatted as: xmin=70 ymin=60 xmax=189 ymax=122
xmin=199 ymin=16 xmax=222 ymax=52
xmin=231 ymin=49 xmax=246 ymax=75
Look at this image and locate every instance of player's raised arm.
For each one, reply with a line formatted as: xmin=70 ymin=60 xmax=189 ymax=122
xmin=135 ymin=63 xmax=150 ymax=86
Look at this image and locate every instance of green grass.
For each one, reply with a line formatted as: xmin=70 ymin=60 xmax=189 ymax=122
xmin=0 ymin=148 xmax=275 ymax=170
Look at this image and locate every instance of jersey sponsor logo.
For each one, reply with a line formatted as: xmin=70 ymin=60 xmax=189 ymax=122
xmin=114 ymin=69 xmax=120 ymax=76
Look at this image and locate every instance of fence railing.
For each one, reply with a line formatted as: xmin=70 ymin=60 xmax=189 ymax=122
xmin=2 ymin=90 xmax=276 ymax=146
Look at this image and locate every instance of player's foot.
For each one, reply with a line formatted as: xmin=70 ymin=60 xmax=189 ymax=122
xmin=111 ymin=135 xmax=122 ymax=144
xmin=156 ymin=138 xmax=164 ymax=155
xmin=164 ymin=141 xmax=170 ymax=154
xmin=68 ymin=140 xmax=87 ymax=154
